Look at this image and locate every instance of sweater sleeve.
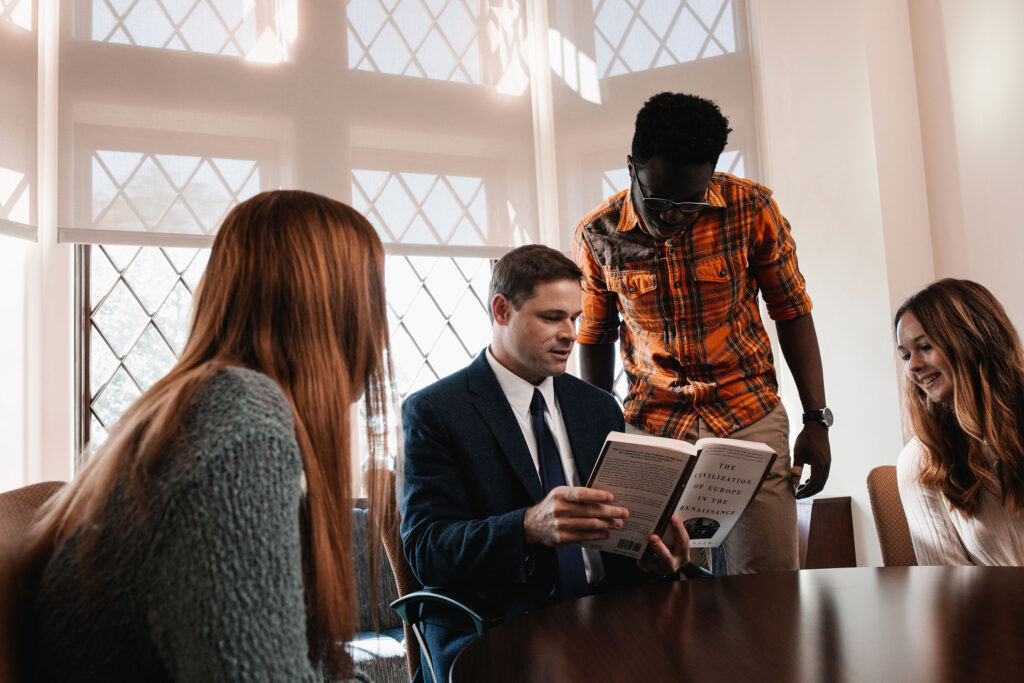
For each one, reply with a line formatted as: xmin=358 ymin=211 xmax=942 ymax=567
xmin=896 ymin=439 xmax=973 ymax=566
xmin=145 ymin=424 xmax=323 ymax=682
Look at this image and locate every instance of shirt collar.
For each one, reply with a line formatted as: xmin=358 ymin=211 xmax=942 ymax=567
xmin=618 ymin=173 xmax=728 ymax=234
xmin=485 ymin=347 xmax=556 ymax=418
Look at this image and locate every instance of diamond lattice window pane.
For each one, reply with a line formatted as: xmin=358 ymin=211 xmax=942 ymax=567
xmin=90 ymin=327 xmax=121 ymax=399
xmin=123 ymin=248 xmax=179 ymax=314
xmin=124 ymin=323 xmax=178 ymax=388
xmin=154 ymin=280 xmax=196 ymax=354
xmin=82 ymin=0 xmax=294 ymax=60
xmin=90 ymin=415 xmax=109 ymax=447
xmin=593 ymin=0 xmax=736 ymax=78
xmin=389 ymin=324 xmax=425 ymax=396
xmin=90 ymin=250 xmax=120 ymax=309
xmin=355 ymin=170 xmax=487 ymax=247
xmin=716 ymin=150 xmax=744 ymax=177
xmin=180 ymin=161 xmax=235 ymax=234
xmin=348 ymin=0 xmax=521 ymax=85
xmin=375 ymin=176 xmax=420 ymax=241
xmin=88 ymin=246 xmax=209 ymax=439
xmin=385 ymin=255 xmax=422 ymax=317
xmin=613 ymin=356 xmax=629 ymax=403
xmin=385 ymin=255 xmax=492 ymax=399
xmin=183 ymin=250 xmax=209 ymax=291
xmin=90 ymin=150 xmax=261 ymax=239
xmin=428 ymin=326 xmax=474 ymax=378
xmin=402 ymin=288 xmax=449 ymax=354
xmin=420 ymin=258 xmax=469 ymax=316
xmin=405 ymin=363 xmax=442 ymax=397
xmin=457 ymin=256 xmax=491 ymax=304
xmin=162 ymin=246 xmax=200 ymax=273
xmin=601 ymin=168 xmax=630 ymax=200
xmin=85 ymin=249 xmax=492 ymax=446
xmin=448 ymin=292 xmax=490 ymax=351
xmin=92 ymin=280 xmax=150 ymax=358
xmin=1 ymin=0 xmax=32 ymax=29
xmin=92 ymin=366 xmax=142 ymax=429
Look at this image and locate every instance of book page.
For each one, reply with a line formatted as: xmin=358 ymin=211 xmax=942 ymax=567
xmin=582 ymin=433 xmax=695 ymax=559
xmin=668 ymin=439 xmax=776 ymax=549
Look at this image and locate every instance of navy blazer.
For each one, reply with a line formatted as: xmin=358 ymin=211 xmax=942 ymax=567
xmin=400 ymin=351 xmax=646 ymax=675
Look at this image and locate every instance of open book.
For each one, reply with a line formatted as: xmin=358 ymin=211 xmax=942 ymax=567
xmin=581 ymin=431 xmax=776 ymax=559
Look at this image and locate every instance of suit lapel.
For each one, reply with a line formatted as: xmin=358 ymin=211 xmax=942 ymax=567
xmin=555 ymin=376 xmax=602 ymax=483
xmin=467 ymin=352 xmax=546 ymax=502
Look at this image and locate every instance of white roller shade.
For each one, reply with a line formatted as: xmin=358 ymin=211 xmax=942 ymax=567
xmin=55 ymin=0 xmax=541 ymax=253
xmin=0 ymin=0 xmax=38 ymax=241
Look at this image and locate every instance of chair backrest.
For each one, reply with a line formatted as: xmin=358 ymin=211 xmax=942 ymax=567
xmin=370 ymin=469 xmax=423 ymax=680
xmin=866 ymin=466 xmax=917 ymax=567
xmin=351 ymin=502 xmax=403 ymax=633
xmin=0 ymin=481 xmax=65 ymax=683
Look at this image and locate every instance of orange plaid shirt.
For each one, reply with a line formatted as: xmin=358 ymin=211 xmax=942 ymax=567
xmin=572 ymin=173 xmax=812 ymax=438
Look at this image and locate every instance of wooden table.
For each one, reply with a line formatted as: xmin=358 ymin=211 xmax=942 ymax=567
xmin=451 ymin=567 xmax=1024 ymax=682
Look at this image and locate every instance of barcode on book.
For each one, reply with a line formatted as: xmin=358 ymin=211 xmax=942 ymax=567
xmin=616 ymin=538 xmax=642 ymax=553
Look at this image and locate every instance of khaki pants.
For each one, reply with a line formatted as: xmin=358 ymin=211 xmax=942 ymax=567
xmin=627 ymin=403 xmax=799 ymax=574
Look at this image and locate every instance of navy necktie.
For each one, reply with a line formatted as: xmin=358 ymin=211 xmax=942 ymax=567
xmin=530 ymin=389 xmax=589 ymax=601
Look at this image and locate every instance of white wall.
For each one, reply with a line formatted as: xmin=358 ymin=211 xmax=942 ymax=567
xmin=749 ymin=0 xmax=911 ymax=567
xmin=910 ymin=0 xmax=1024 ymax=328
xmin=750 ymin=0 xmax=1024 ymax=566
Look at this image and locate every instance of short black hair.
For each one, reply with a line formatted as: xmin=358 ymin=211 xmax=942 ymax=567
xmin=631 ymin=92 xmax=732 ymax=166
xmin=488 ymin=245 xmax=582 ymax=321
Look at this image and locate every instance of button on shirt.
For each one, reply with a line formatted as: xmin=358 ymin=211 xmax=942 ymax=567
xmin=572 ymin=173 xmax=813 ymax=439
xmin=485 ymin=348 xmax=604 ymax=585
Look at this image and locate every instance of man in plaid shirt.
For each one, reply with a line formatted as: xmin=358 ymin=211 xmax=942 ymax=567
xmin=572 ymin=92 xmax=832 ymax=574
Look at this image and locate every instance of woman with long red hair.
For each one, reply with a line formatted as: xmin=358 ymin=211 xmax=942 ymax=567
xmin=26 ymin=190 xmax=395 ymax=680
xmin=895 ymin=278 xmax=1024 ymax=565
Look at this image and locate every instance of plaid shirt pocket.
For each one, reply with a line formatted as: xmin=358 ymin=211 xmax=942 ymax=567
xmin=606 ymin=267 xmax=660 ymax=335
xmin=693 ymin=254 xmax=744 ymax=327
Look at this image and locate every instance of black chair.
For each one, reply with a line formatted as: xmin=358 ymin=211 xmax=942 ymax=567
xmin=350 ymin=499 xmax=411 ymax=682
xmin=369 ymin=469 xmax=497 ymax=683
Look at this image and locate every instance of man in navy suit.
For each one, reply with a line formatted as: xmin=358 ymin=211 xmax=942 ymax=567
xmin=400 ymin=245 xmax=689 ymax=681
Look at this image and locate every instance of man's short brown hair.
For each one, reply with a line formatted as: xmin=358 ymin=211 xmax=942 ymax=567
xmin=488 ymin=245 xmax=583 ymax=320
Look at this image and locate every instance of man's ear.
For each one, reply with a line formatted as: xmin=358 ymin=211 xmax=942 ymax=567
xmin=492 ymin=294 xmax=512 ymax=325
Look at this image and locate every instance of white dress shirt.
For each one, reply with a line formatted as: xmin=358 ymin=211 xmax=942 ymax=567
xmin=485 ymin=348 xmax=605 ymax=585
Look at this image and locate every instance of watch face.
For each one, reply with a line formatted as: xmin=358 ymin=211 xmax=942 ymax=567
xmin=805 ymin=408 xmax=834 ymax=427
xmin=820 ymin=407 xmax=834 ymax=427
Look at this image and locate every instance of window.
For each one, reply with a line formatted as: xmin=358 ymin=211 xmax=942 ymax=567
xmin=347 ymin=0 xmax=530 ymax=91
xmin=82 ymin=0 xmax=295 ymax=60
xmin=386 ymin=254 xmax=492 ymax=397
xmin=53 ymin=0 xmax=759 ymax=466
xmin=593 ymin=0 xmax=737 ymax=77
xmin=85 ymin=245 xmax=207 ymax=446
xmin=0 ymin=0 xmax=32 ymax=30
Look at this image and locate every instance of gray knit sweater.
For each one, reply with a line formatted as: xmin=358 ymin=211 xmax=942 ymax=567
xmin=32 ymin=367 xmax=370 ymax=682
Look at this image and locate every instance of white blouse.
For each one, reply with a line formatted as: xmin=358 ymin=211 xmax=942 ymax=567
xmin=896 ymin=438 xmax=1024 ymax=566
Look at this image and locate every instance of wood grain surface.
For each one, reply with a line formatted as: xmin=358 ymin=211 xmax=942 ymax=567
xmin=452 ymin=566 xmax=1024 ymax=682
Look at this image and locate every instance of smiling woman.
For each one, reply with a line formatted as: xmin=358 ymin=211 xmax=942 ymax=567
xmin=895 ymin=311 xmax=954 ymax=404
xmin=894 ymin=278 xmax=1024 ymax=566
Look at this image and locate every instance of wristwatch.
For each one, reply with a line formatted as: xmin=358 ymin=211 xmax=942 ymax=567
xmin=802 ymin=407 xmax=834 ymax=428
